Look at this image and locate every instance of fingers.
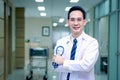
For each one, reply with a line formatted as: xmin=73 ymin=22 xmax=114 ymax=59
xmin=52 ymin=55 xmax=63 ymax=64
xmin=52 ymin=55 xmax=56 ymax=62
xmin=52 ymin=55 xmax=59 ymax=63
xmin=57 ymin=53 xmax=61 ymax=56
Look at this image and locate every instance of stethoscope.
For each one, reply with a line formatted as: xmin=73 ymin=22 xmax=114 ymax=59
xmin=55 ymin=40 xmax=70 ymax=55
xmin=52 ymin=40 xmax=71 ymax=69
xmin=52 ymin=46 xmax=64 ymax=69
xmin=55 ymin=46 xmax=64 ymax=56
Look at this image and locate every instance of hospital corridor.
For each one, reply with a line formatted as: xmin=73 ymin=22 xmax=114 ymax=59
xmin=0 ymin=0 xmax=120 ymax=80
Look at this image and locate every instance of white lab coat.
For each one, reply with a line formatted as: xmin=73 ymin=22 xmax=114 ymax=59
xmin=53 ymin=31 xmax=99 ymax=80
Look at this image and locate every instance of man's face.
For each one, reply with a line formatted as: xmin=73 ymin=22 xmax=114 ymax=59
xmin=67 ymin=10 xmax=86 ymax=36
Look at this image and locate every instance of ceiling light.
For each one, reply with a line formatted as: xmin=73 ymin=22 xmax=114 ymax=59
xmin=40 ymin=13 xmax=46 ymax=16
xmin=38 ymin=6 xmax=45 ymax=11
xmin=70 ymin=0 xmax=79 ymax=3
xmin=53 ymin=23 xmax=58 ymax=27
xmin=35 ymin=0 xmax=44 ymax=2
xmin=59 ymin=18 xmax=64 ymax=23
xmin=65 ymin=7 xmax=71 ymax=11
xmin=65 ymin=24 xmax=68 ymax=27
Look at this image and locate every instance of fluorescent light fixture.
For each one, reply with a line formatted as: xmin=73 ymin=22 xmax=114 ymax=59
xmin=65 ymin=24 xmax=68 ymax=27
xmin=70 ymin=0 xmax=79 ymax=3
xmin=52 ymin=75 xmax=57 ymax=79
xmin=38 ymin=6 xmax=45 ymax=11
xmin=53 ymin=23 xmax=58 ymax=27
xmin=65 ymin=7 xmax=71 ymax=11
xmin=40 ymin=13 xmax=46 ymax=16
xmin=59 ymin=18 xmax=64 ymax=23
xmin=35 ymin=0 xmax=44 ymax=2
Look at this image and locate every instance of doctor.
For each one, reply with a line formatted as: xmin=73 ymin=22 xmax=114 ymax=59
xmin=52 ymin=6 xmax=99 ymax=80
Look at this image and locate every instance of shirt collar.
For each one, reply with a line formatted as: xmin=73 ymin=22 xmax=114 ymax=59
xmin=69 ymin=31 xmax=86 ymax=42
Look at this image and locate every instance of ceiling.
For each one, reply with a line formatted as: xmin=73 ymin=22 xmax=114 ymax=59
xmin=9 ymin=0 xmax=102 ymax=26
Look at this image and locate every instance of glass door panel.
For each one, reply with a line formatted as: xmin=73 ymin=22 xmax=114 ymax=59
xmin=118 ymin=11 xmax=120 ymax=80
xmin=99 ymin=16 xmax=108 ymax=80
xmin=108 ymin=13 xmax=118 ymax=80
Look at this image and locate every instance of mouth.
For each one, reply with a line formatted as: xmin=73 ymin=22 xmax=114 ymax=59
xmin=73 ymin=27 xmax=80 ymax=30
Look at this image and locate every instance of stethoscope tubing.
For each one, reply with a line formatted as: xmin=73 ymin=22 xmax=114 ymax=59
xmin=56 ymin=46 xmax=64 ymax=56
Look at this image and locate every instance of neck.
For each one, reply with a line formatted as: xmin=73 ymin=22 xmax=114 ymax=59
xmin=72 ymin=31 xmax=82 ymax=38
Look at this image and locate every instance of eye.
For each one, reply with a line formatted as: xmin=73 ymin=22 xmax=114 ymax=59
xmin=77 ymin=18 xmax=82 ymax=21
xmin=70 ymin=18 xmax=75 ymax=21
xmin=69 ymin=18 xmax=83 ymax=22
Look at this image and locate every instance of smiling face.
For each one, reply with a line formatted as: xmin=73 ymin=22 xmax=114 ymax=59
xmin=67 ymin=10 xmax=86 ymax=38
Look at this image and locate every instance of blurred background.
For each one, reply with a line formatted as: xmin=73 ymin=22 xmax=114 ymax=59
xmin=0 ymin=0 xmax=120 ymax=80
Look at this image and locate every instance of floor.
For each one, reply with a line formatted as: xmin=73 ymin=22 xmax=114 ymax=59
xmin=7 ymin=45 xmax=107 ymax=80
xmin=7 ymin=58 xmax=107 ymax=80
xmin=7 ymin=58 xmax=59 ymax=80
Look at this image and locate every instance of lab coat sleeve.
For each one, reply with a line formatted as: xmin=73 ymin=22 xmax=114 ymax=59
xmin=63 ymin=40 xmax=99 ymax=72
xmin=53 ymin=65 xmax=72 ymax=73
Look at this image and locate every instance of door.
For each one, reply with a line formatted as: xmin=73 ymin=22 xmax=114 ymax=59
xmin=108 ymin=12 xmax=118 ymax=80
xmin=118 ymin=11 xmax=120 ymax=80
xmin=0 ymin=0 xmax=4 ymax=80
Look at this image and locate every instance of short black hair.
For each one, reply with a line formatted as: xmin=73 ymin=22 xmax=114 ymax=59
xmin=67 ymin=6 xmax=86 ymax=19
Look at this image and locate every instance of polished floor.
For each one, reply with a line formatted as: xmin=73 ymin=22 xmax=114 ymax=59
xmin=7 ymin=59 xmax=59 ymax=80
xmin=7 ymin=46 xmax=107 ymax=80
xmin=7 ymin=58 xmax=107 ymax=80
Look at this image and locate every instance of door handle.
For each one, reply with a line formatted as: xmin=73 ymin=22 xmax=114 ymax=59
xmin=119 ymin=52 xmax=120 ymax=56
xmin=116 ymin=52 xmax=120 ymax=56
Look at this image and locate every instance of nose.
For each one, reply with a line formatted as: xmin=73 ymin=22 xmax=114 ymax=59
xmin=74 ymin=20 xmax=79 ymax=25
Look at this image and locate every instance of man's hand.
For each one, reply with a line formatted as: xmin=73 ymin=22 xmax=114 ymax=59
xmin=52 ymin=55 xmax=64 ymax=65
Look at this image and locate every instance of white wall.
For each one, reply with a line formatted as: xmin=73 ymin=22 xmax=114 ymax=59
xmin=25 ymin=17 xmax=53 ymax=58
xmin=52 ymin=26 xmax=70 ymax=48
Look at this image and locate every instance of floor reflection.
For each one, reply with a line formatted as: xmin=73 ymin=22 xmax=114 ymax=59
xmin=7 ymin=59 xmax=107 ymax=80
